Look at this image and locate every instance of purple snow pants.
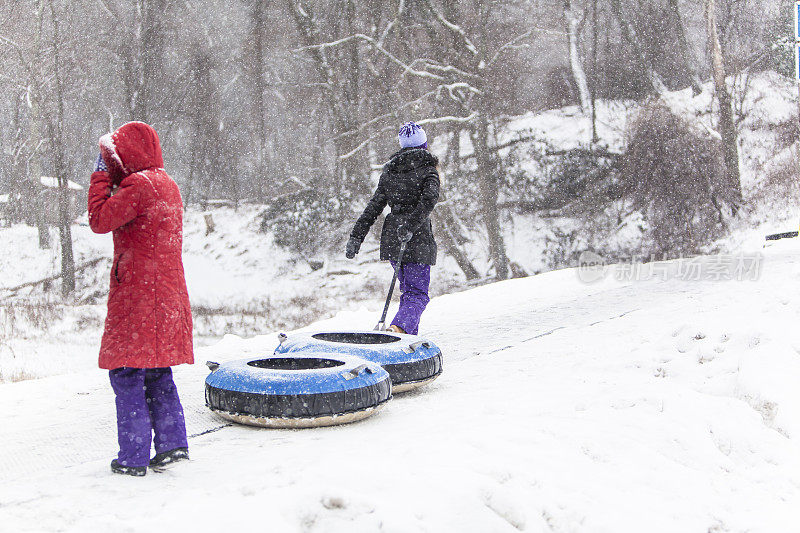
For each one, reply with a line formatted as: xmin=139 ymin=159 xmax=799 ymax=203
xmin=389 ymin=262 xmax=431 ymax=336
xmin=109 ymin=367 xmax=188 ymax=468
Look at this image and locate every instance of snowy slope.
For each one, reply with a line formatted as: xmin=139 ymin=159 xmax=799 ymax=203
xmin=1 ymin=240 xmax=799 ymax=532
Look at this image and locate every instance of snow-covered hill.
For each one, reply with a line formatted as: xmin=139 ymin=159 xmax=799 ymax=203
xmin=1 ymin=237 xmax=799 ymax=532
xmin=494 ymin=71 xmax=800 ymax=265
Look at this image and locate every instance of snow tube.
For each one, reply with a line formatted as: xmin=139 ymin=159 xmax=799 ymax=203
xmin=205 ymin=353 xmax=392 ymax=428
xmin=274 ymin=331 xmax=442 ymax=393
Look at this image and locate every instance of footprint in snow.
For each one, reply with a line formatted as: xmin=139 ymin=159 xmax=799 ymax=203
xmin=321 ymin=495 xmax=347 ymax=510
xmin=482 ymin=488 xmax=526 ymax=531
xmin=746 ymin=336 xmax=761 ymax=349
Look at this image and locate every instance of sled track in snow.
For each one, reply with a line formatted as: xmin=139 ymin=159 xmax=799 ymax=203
xmin=0 ymin=376 xmax=226 ymax=483
xmin=425 ymin=277 xmax=682 ymax=363
xmin=0 ymin=273 xmax=694 ymax=482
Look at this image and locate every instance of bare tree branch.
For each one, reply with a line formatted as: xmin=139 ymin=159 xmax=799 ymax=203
xmin=95 ymin=0 xmax=119 ymax=20
xmin=420 ymin=0 xmax=479 ymax=56
xmin=331 ymin=83 xmax=478 ymax=142
xmin=295 ymin=33 xmax=447 ymax=81
xmin=338 ymin=114 xmax=477 ymax=161
xmin=487 ymin=30 xmax=535 ymax=68
xmin=0 ymin=33 xmax=20 ymax=49
xmin=377 ymin=0 xmax=405 ymax=48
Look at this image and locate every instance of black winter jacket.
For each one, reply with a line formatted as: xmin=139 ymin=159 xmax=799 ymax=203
xmin=350 ymin=148 xmax=440 ymax=265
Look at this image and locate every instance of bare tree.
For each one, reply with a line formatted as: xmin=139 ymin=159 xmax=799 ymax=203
xmin=434 ymin=129 xmax=480 ymax=281
xmin=667 ymin=0 xmax=704 ymax=95
xmin=705 ymin=0 xmax=743 ymax=211
xmin=563 ymin=0 xmax=592 ymax=114
xmin=1 ymin=1 xmax=52 ymax=248
xmin=186 ymin=45 xmax=228 ymax=206
xmin=428 ymin=1 xmax=542 ymax=279
xmin=607 ymin=0 xmax=667 ymax=94
xmin=246 ymin=0 xmax=272 ymax=202
xmin=287 ymin=0 xmax=372 ymax=194
xmin=44 ymin=0 xmax=75 ymax=294
xmin=97 ymin=0 xmax=178 ymax=126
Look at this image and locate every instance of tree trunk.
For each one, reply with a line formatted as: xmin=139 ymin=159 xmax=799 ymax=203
xmin=189 ymin=49 xmax=221 ymax=205
xmin=48 ymin=0 xmax=75 ymax=295
xmin=705 ymin=0 xmax=743 ymax=210
xmin=608 ymin=0 xmax=667 ymax=95
xmin=432 ymin=206 xmax=480 ymax=281
xmin=56 ymin=187 xmax=76 ymax=295
xmin=431 ymin=144 xmax=480 ymax=282
xmin=667 ymin=0 xmax=703 ymax=95
xmin=473 ymin=115 xmax=509 ymax=280
xmin=250 ymin=0 xmax=270 ymax=201
xmin=30 ymin=0 xmax=50 ymax=249
xmin=564 ymin=0 xmax=592 ymax=114
xmin=121 ymin=0 xmax=168 ymax=122
xmin=288 ymin=0 xmax=369 ymax=195
xmin=433 ymin=129 xmax=480 ymax=281
xmin=140 ymin=0 xmax=167 ymax=121
xmin=590 ymin=0 xmax=599 ymax=143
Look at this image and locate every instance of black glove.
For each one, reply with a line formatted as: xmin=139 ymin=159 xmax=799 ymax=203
xmin=345 ymin=238 xmax=361 ymax=259
xmin=397 ymin=225 xmax=413 ymax=243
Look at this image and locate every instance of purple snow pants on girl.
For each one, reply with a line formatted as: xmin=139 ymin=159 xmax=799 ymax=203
xmin=109 ymin=367 xmax=188 ymax=468
xmin=389 ymin=262 xmax=431 ymax=335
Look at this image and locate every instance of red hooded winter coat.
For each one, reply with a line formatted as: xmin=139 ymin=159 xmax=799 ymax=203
xmin=88 ymin=121 xmax=194 ymax=370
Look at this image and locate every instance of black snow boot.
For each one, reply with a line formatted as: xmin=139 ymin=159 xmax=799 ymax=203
xmin=111 ymin=459 xmax=147 ymax=477
xmin=149 ymin=447 xmax=189 ymax=467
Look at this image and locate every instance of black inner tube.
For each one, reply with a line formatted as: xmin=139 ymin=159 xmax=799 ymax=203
xmin=206 ymin=376 xmax=392 ymax=419
xmin=383 ymin=351 xmax=443 ymax=384
xmin=247 ymin=357 xmax=345 ymax=370
xmin=312 ymin=332 xmax=401 ymax=344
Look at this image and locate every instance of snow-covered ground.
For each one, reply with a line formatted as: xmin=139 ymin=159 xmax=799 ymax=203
xmin=1 ymin=235 xmax=799 ymax=532
xmin=2 ymin=70 xmax=799 ymax=530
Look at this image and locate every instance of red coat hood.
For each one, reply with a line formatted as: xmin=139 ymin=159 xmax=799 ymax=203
xmin=99 ymin=121 xmax=164 ymax=182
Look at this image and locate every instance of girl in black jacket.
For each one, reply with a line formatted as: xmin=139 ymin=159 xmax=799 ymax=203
xmin=346 ymin=122 xmax=440 ymax=335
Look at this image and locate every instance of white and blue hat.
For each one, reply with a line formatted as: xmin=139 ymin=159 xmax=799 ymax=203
xmin=398 ymin=122 xmax=427 ymax=149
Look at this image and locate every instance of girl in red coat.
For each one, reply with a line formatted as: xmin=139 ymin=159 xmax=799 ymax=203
xmin=88 ymin=121 xmax=194 ymax=476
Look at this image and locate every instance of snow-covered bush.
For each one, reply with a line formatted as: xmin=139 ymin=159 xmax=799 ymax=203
xmin=503 ymin=141 xmax=618 ymax=215
xmin=618 ymin=102 xmax=732 ymax=256
xmin=258 ymin=189 xmax=352 ymax=255
xmin=748 ymin=145 xmax=800 ymax=216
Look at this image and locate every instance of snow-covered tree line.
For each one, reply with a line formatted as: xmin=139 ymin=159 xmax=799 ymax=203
xmin=0 ymin=0 xmax=792 ymax=287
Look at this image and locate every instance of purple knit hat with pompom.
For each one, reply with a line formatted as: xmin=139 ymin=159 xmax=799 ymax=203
xmin=398 ymin=122 xmax=427 ymax=149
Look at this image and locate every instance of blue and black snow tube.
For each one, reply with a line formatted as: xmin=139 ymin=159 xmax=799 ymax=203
xmin=274 ymin=331 xmax=443 ymax=393
xmin=205 ymin=352 xmax=392 ymax=428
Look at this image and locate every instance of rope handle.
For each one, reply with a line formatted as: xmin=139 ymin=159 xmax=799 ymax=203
xmin=341 ymin=364 xmax=374 ymax=380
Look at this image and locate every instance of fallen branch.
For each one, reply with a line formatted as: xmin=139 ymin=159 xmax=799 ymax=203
xmin=0 ymin=257 xmax=105 ymax=295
